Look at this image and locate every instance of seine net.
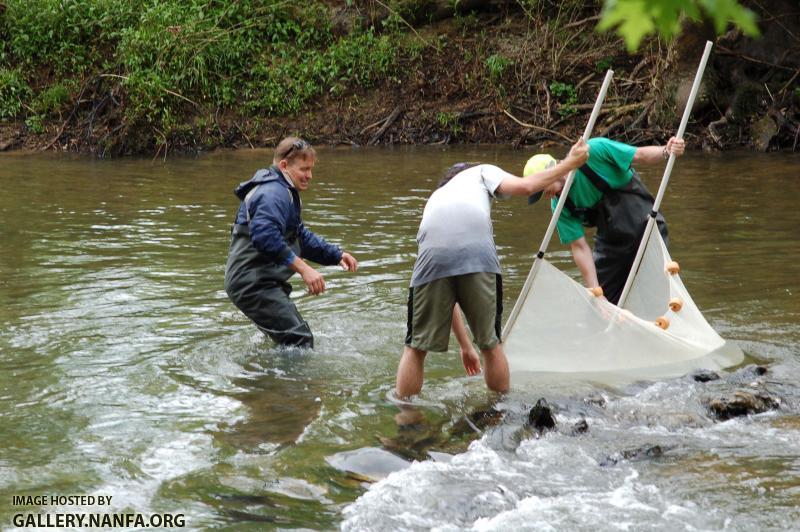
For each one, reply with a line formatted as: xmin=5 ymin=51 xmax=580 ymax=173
xmin=503 ymin=229 xmax=742 ymax=382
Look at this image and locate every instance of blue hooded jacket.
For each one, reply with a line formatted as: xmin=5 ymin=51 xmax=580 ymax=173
xmin=233 ymin=166 xmax=342 ymax=267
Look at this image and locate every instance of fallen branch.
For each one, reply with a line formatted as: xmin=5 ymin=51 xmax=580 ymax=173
xmin=369 ymin=105 xmax=403 ymax=145
xmin=779 ymin=67 xmax=800 ymax=95
xmin=234 ymin=121 xmax=255 ymax=149
xmin=715 ymin=45 xmax=796 ymax=72
xmin=502 ymin=109 xmax=574 ymax=142
xmin=563 ymin=15 xmax=601 ymax=31
xmin=603 ymin=102 xmax=645 ymax=119
xmin=359 ymin=117 xmax=387 ymax=135
xmin=98 ymin=73 xmax=199 ymax=107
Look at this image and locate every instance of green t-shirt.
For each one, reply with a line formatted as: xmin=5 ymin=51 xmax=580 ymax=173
xmin=551 ymin=137 xmax=637 ymax=244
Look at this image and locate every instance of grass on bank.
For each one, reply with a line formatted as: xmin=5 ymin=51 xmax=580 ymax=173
xmin=0 ymin=0 xmax=400 ymax=139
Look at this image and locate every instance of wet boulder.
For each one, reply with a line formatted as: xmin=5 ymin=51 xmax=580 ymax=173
xmin=527 ymin=398 xmax=556 ymax=433
xmin=571 ymin=419 xmax=589 ymax=435
xmin=691 ymin=369 xmax=720 ymax=383
xmin=707 ymin=391 xmax=780 ymax=421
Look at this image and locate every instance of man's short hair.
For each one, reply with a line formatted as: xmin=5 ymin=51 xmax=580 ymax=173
xmin=437 ymin=162 xmax=481 ymax=189
xmin=273 ymin=137 xmax=316 ymax=164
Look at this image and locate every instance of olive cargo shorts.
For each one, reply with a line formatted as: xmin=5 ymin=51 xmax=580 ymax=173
xmin=405 ymin=272 xmax=503 ymax=352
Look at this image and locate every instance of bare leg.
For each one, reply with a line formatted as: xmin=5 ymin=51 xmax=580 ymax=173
xmin=396 ymin=345 xmax=427 ymax=399
xmin=480 ymin=343 xmax=509 ymax=393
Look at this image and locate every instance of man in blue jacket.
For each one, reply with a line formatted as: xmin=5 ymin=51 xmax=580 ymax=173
xmin=225 ymin=137 xmax=358 ymax=348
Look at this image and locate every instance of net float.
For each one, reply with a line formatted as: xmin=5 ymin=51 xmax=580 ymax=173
xmin=669 ymin=297 xmax=683 ymax=312
xmin=655 ymin=316 xmax=670 ymax=329
xmin=666 ymin=261 xmax=680 ymax=275
xmin=588 ymin=286 xmax=604 ymax=297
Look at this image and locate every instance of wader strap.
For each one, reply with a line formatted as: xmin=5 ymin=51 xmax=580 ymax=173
xmin=231 ymin=224 xmax=250 ymax=236
xmin=556 ymin=164 xmax=615 ymax=227
xmin=562 ymin=195 xmax=581 ymax=218
xmin=558 ymin=194 xmax=596 ymax=227
xmin=579 ymin=164 xmax=611 ymax=193
xmin=244 ymin=186 xmax=260 ymax=224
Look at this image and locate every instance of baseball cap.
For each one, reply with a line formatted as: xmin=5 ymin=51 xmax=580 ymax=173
xmin=523 ymin=153 xmax=557 ymax=204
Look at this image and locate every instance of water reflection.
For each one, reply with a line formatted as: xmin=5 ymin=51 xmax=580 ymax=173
xmin=216 ymin=365 xmax=323 ymax=452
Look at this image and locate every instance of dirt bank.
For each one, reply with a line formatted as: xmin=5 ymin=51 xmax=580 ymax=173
xmin=1 ymin=3 xmax=798 ymax=156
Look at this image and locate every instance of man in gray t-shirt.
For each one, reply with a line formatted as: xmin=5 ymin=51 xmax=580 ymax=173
xmin=396 ymin=140 xmax=590 ymax=399
xmin=411 ymin=164 xmax=508 ymax=287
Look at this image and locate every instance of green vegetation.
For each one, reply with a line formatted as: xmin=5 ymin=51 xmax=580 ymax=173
xmin=0 ymin=68 xmax=31 ymax=119
xmin=0 ymin=0 xmax=400 ymax=137
xmin=436 ymin=111 xmax=463 ymax=137
xmin=485 ymin=54 xmax=512 ymax=84
xmin=549 ymin=81 xmax=578 ymax=118
xmin=596 ymin=56 xmax=614 ymax=73
xmin=599 ymin=0 xmax=759 ymax=51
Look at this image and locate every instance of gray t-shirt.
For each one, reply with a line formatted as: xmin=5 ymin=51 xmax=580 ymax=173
xmin=410 ymin=164 xmax=513 ymax=287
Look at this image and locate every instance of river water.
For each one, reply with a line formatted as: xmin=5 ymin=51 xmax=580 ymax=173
xmin=0 ymin=147 xmax=798 ymax=531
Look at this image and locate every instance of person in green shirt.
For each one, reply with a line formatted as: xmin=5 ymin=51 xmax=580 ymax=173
xmin=525 ymin=136 xmax=685 ymax=304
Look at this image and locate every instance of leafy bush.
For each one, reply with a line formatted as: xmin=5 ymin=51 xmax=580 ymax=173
xmin=0 ymin=68 xmax=31 ymax=119
xmin=3 ymin=0 xmax=139 ymax=74
xmin=247 ymin=30 xmax=397 ymax=114
xmin=25 ymin=114 xmax=44 ymax=134
xmin=33 ymin=82 xmax=75 ymax=116
xmin=550 ymin=81 xmax=578 ymax=118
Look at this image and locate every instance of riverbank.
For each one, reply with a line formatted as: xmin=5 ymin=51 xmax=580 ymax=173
xmin=1 ymin=1 xmax=798 ymax=156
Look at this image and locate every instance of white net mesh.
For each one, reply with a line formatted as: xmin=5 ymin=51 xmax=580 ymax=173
xmin=503 ymin=230 xmax=742 ymax=382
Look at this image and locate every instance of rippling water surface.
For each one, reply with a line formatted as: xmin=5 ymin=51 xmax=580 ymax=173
xmin=1 ymin=147 xmax=798 ymax=530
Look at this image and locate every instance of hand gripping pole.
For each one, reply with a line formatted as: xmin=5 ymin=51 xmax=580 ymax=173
xmin=617 ymin=41 xmax=713 ymax=309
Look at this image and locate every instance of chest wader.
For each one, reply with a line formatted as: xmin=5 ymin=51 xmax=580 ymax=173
xmin=224 ymin=186 xmax=314 ymax=348
xmin=563 ymin=165 xmax=668 ymax=305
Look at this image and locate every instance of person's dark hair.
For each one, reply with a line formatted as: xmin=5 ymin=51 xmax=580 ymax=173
xmin=437 ymin=162 xmax=481 ymax=189
xmin=273 ymin=137 xmax=316 ymax=164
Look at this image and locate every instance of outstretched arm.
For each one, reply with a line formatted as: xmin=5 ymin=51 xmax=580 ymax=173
xmin=496 ymin=138 xmax=590 ymax=197
xmin=452 ymin=304 xmax=481 ymax=376
xmin=632 ymin=136 xmax=685 ymax=165
xmin=570 ymin=237 xmax=601 ymax=291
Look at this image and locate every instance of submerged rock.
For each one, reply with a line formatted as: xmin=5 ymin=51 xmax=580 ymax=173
xmin=707 ymin=391 xmax=781 ymax=420
xmin=326 ymin=447 xmax=412 ymax=483
xmin=583 ymin=393 xmax=607 ymax=408
xmin=600 ymin=444 xmax=671 ymax=467
xmin=527 ymin=398 xmax=556 ymax=433
xmin=751 ymin=115 xmax=779 ymax=152
xmin=378 ymin=430 xmax=439 ymax=462
xmin=571 ymin=419 xmax=589 ymax=435
xmin=691 ymin=369 xmax=720 ymax=383
xmin=726 ymin=364 xmax=769 ymax=384
xmin=450 ymin=407 xmax=504 ymax=436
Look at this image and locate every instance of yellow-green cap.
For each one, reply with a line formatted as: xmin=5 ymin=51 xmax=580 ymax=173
xmin=523 ymin=153 xmax=557 ymax=204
